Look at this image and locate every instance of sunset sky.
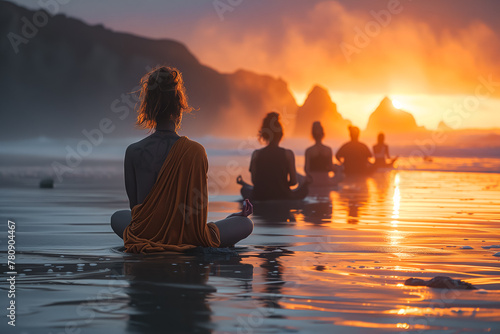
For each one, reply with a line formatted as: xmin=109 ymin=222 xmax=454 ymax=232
xmin=10 ymin=0 xmax=500 ymax=130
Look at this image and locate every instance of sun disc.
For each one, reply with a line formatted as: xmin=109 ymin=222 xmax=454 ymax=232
xmin=392 ymin=99 xmax=403 ymax=109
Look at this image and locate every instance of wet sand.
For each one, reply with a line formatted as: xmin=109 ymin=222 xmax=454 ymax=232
xmin=1 ymin=163 xmax=500 ymax=333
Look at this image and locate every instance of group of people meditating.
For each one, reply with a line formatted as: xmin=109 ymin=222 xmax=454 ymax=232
xmin=110 ymin=66 xmax=396 ymax=253
xmin=237 ymin=115 xmax=397 ymax=201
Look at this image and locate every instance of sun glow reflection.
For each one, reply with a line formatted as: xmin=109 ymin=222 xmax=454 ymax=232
xmin=388 ymin=173 xmax=403 ymax=249
xmin=391 ymin=173 xmax=400 ymax=227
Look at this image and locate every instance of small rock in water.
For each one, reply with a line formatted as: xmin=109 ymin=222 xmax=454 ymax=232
xmin=404 ymin=276 xmax=476 ymax=289
xmin=315 ymin=265 xmax=326 ymax=271
xmin=460 ymin=246 xmax=473 ymax=249
xmin=404 ymin=278 xmax=427 ymax=286
xmin=39 ymin=178 xmax=54 ymax=189
xmin=482 ymin=245 xmax=500 ymax=249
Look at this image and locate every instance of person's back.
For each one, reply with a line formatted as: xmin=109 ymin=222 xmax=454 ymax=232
xmin=336 ymin=126 xmax=372 ymax=176
xmin=304 ymin=121 xmax=344 ymax=187
xmin=237 ymin=112 xmax=308 ymax=201
xmin=373 ymin=143 xmax=388 ymax=167
xmin=337 ymin=141 xmax=371 ymax=175
xmin=125 ymin=127 xmax=180 ymax=209
xmin=111 ymin=66 xmax=253 ymax=253
xmin=251 ymin=145 xmax=291 ymax=200
xmin=372 ymin=133 xmax=397 ymax=169
xmin=306 ymin=145 xmax=332 ymax=173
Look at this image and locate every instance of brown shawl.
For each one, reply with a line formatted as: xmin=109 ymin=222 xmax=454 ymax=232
xmin=123 ymin=136 xmax=220 ymax=253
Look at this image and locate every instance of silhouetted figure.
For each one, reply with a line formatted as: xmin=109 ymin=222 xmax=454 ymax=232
xmin=373 ymin=132 xmax=398 ymax=169
xmin=305 ymin=121 xmax=343 ymax=187
xmin=237 ymin=112 xmax=308 ymax=201
xmin=111 ymin=66 xmax=253 ymax=252
xmin=335 ymin=126 xmax=372 ymax=177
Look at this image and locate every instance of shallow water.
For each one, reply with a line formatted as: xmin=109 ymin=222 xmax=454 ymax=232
xmin=1 ymin=164 xmax=500 ymax=333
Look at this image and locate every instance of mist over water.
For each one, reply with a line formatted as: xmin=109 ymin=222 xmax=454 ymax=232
xmin=0 ymin=135 xmax=499 ymax=191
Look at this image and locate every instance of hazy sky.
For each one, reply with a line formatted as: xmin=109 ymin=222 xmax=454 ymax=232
xmin=9 ymin=0 xmax=500 ymax=129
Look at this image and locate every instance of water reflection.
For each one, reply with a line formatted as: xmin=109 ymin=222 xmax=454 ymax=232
xmin=370 ymin=172 xmax=392 ymax=204
xmin=252 ymin=201 xmax=302 ymax=226
xmin=385 ymin=173 xmax=407 ymax=256
xmin=300 ymin=200 xmax=333 ymax=226
xmin=122 ymin=254 xmax=253 ymax=333
xmin=256 ymin=247 xmax=292 ymax=314
xmin=392 ymin=173 xmax=401 ymax=227
xmin=337 ymin=177 xmax=370 ymax=224
xmin=253 ymin=173 xmax=394 ymax=228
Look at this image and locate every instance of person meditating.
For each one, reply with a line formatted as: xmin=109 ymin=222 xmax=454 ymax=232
xmin=237 ymin=112 xmax=308 ymax=201
xmin=335 ymin=126 xmax=372 ymax=177
xmin=304 ymin=121 xmax=343 ymax=187
xmin=110 ymin=66 xmax=253 ymax=253
xmin=373 ymin=132 xmax=398 ymax=169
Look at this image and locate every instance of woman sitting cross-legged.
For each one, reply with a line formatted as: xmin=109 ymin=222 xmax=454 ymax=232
xmin=237 ymin=112 xmax=308 ymax=201
xmin=372 ymin=132 xmax=398 ymax=170
xmin=110 ymin=66 xmax=253 ymax=253
xmin=304 ymin=121 xmax=344 ymax=187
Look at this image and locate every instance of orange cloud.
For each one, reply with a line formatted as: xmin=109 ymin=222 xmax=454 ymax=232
xmin=187 ymin=1 xmax=500 ymax=98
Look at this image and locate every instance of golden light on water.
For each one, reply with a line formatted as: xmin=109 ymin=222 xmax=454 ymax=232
xmin=391 ymin=173 xmax=401 ymax=227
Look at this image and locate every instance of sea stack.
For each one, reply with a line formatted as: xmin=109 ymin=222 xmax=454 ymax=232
xmin=294 ymin=85 xmax=351 ymax=138
xmin=365 ymin=97 xmax=423 ymax=135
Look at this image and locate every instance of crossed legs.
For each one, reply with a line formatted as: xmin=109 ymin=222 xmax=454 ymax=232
xmin=110 ymin=210 xmax=253 ymax=247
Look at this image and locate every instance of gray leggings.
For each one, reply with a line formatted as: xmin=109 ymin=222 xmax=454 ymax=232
xmin=110 ymin=210 xmax=253 ymax=248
